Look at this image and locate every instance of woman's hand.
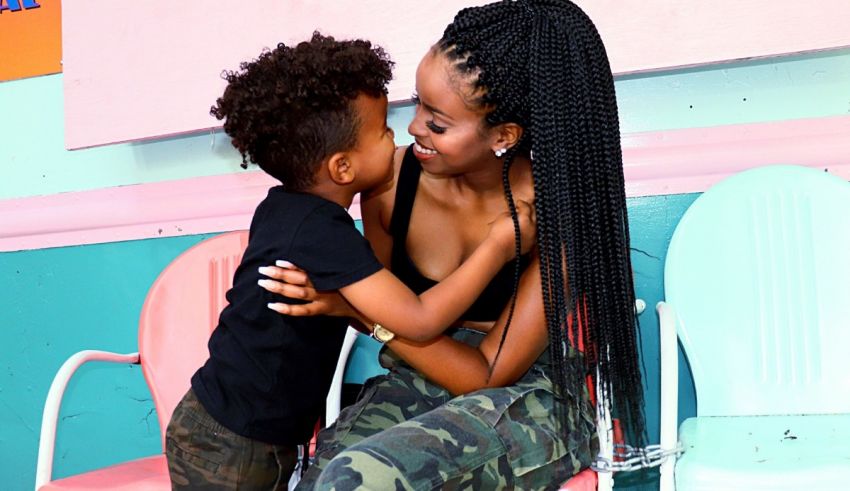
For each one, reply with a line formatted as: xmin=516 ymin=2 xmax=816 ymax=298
xmin=487 ymin=199 xmax=537 ymax=261
xmin=258 ymin=261 xmax=355 ymax=317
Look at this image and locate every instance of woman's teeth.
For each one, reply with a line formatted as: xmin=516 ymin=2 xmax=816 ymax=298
xmin=414 ymin=142 xmax=438 ymax=155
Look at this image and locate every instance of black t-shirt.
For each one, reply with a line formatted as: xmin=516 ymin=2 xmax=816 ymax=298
xmin=191 ymin=187 xmax=383 ymax=446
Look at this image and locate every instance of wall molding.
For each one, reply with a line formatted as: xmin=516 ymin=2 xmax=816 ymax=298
xmin=3 ymin=116 xmax=849 ymax=252
xmin=621 ymin=115 xmax=850 ymax=197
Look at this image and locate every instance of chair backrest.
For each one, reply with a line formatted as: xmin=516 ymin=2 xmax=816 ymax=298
xmin=665 ymin=165 xmax=850 ymax=417
xmin=138 ymin=231 xmax=249 ymax=447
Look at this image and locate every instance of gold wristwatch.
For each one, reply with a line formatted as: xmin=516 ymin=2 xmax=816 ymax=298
xmin=370 ymin=323 xmax=396 ymax=344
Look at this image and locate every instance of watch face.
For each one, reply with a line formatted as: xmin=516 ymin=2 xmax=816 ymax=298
xmin=374 ymin=325 xmax=395 ymax=343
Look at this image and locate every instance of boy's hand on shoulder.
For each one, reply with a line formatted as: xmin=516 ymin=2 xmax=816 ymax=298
xmin=487 ymin=199 xmax=537 ymax=263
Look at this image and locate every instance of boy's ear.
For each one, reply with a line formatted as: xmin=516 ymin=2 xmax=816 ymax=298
xmin=326 ymin=152 xmax=355 ymax=185
xmin=492 ymin=122 xmax=524 ymax=153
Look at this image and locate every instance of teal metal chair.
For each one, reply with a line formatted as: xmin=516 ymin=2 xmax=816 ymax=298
xmin=656 ymin=165 xmax=850 ymax=490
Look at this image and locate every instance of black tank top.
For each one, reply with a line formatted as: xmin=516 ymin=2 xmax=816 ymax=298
xmin=389 ymin=145 xmax=530 ymax=322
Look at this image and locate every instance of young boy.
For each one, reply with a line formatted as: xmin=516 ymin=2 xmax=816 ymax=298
xmin=165 ymin=33 xmax=534 ymax=490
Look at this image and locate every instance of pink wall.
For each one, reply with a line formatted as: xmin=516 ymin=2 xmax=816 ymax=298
xmin=5 ymin=116 xmax=849 ymax=252
xmin=63 ymin=0 xmax=850 ymax=149
xmin=63 ymin=0 xmax=488 ymax=150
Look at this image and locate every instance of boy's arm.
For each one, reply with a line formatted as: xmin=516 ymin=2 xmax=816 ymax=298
xmin=377 ymin=251 xmax=549 ymax=395
xmin=341 ymin=199 xmax=533 ymax=341
xmin=272 ymin=199 xmax=535 ymax=341
xmin=337 ymin=237 xmax=508 ymax=342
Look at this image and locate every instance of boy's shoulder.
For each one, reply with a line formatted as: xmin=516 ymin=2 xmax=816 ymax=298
xmin=253 ymin=187 xmax=381 ymax=292
xmin=258 ymin=187 xmax=348 ymax=222
xmin=252 ymin=187 xmax=358 ymax=244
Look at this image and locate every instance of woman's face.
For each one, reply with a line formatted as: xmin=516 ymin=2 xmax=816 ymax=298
xmin=407 ymin=51 xmax=501 ymax=176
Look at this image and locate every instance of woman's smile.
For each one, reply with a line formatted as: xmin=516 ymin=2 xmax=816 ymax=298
xmin=413 ymin=141 xmax=439 ymax=160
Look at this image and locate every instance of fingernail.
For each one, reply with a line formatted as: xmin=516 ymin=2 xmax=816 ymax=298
xmin=258 ymin=266 xmax=272 ymax=275
xmin=268 ymin=302 xmax=288 ymax=312
xmin=258 ymin=279 xmax=270 ymax=287
xmin=275 ymin=260 xmax=293 ymax=268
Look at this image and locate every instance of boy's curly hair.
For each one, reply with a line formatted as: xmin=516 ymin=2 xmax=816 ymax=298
xmin=211 ymin=32 xmax=394 ymax=190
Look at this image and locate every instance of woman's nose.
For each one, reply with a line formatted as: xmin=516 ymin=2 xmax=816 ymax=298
xmin=407 ymin=105 xmax=427 ymax=137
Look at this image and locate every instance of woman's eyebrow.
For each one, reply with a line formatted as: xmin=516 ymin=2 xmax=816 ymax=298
xmin=421 ymin=99 xmax=454 ymax=121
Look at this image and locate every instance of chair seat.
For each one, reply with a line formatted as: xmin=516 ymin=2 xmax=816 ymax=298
xmin=676 ymin=414 xmax=850 ymax=491
xmin=39 ymin=455 xmax=170 ymax=490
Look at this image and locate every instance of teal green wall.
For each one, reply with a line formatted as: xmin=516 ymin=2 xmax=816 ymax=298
xmin=1 ymin=48 xmax=849 ymax=491
xmin=615 ymin=50 xmax=850 ymax=132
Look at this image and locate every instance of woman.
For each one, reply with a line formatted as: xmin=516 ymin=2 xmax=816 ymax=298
xmin=262 ymin=0 xmax=646 ymax=488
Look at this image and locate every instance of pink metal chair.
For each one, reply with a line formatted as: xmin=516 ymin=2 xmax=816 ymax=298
xmin=35 ymin=231 xmax=249 ymax=490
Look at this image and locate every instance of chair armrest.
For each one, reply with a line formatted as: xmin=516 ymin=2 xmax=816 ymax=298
xmin=325 ymin=326 xmax=359 ymax=427
xmin=35 ymin=350 xmax=140 ymax=490
xmin=656 ymin=301 xmax=679 ymax=491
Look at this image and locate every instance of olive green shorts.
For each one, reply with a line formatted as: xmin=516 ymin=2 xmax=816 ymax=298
xmin=165 ymin=389 xmax=298 ymax=490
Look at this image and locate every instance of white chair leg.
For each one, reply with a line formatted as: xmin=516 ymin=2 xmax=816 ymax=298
xmin=657 ymin=302 xmax=679 ymax=491
xmin=325 ymin=326 xmax=359 ymax=426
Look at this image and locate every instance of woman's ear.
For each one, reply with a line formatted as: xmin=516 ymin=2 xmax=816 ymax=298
xmin=326 ymin=152 xmax=355 ymax=185
xmin=492 ymin=122 xmax=524 ymax=153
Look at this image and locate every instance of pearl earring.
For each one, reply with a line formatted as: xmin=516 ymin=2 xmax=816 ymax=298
xmin=494 ymin=148 xmax=507 ymax=158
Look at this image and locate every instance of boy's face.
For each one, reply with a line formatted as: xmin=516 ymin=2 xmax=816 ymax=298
xmin=347 ymin=94 xmax=396 ymax=193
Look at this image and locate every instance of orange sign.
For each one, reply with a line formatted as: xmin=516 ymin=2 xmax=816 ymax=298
xmin=0 ymin=0 xmax=62 ymax=81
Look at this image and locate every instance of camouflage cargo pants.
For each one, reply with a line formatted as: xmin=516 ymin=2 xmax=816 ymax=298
xmin=165 ymin=388 xmax=298 ymax=490
xmin=295 ymin=341 xmax=598 ymax=490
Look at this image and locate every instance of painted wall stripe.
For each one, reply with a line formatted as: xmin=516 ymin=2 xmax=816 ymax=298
xmin=3 ymin=116 xmax=849 ymax=252
xmin=621 ymin=115 xmax=850 ymax=196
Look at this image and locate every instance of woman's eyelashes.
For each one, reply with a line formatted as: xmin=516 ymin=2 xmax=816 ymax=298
xmin=412 ymin=93 xmax=448 ymax=134
xmin=425 ymin=120 xmax=447 ymax=134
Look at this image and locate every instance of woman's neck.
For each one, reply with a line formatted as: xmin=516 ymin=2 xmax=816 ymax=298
xmin=433 ymin=156 xmax=532 ymax=201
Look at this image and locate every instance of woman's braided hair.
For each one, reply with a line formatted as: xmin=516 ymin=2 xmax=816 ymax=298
xmin=437 ymin=0 xmax=646 ymax=443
